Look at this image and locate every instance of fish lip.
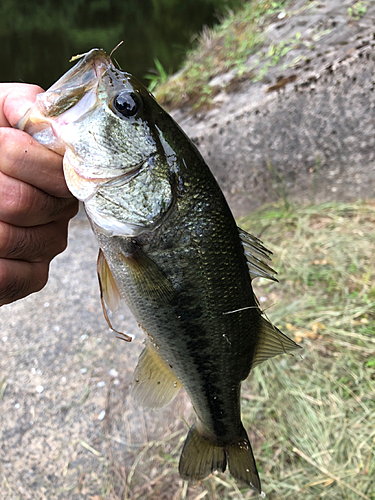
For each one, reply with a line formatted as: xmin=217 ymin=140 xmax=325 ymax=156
xmin=49 ymin=48 xmax=112 ymax=92
xmin=38 ymin=49 xmax=112 ymax=117
xmin=16 ymin=48 xmax=114 ymax=138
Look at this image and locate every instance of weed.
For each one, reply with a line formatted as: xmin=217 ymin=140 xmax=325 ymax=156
xmin=238 ymin=201 xmax=375 ymax=499
xmin=145 ymin=58 xmax=171 ymax=93
xmin=154 ymin=0 xmax=291 ymax=110
xmin=348 ymin=1 xmax=368 ymax=20
xmin=252 ymin=31 xmax=305 ymax=82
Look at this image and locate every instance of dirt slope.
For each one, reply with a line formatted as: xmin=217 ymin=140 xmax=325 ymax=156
xmin=173 ymin=0 xmax=375 ymax=216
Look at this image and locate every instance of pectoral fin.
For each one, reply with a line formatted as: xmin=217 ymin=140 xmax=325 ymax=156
xmin=252 ymin=316 xmax=301 ymax=368
xmin=97 ymin=249 xmax=121 ymax=313
xmin=132 ymin=340 xmax=182 ymax=409
xmin=97 ymin=249 xmax=132 ymax=342
xmin=120 ymin=247 xmax=175 ymax=304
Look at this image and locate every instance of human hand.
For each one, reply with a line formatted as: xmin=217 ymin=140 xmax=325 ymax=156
xmin=0 ymin=83 xmax=78 ymax=305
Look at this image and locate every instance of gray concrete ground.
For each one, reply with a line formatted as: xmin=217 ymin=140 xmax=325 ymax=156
xmin=0 ymin=214 xmax=191 ymax=499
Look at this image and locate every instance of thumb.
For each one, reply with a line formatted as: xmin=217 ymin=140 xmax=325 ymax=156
xmin=1 ymin=83 xmax=44 ymax=127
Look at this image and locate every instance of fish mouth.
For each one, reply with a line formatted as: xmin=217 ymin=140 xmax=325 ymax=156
xmin=16 ymin=49 xmax=114 ymax=148
xmin=37 ymin=49 xmax=112 ymax=117
xmin=17 ymin=48 xmax=150 ymax=201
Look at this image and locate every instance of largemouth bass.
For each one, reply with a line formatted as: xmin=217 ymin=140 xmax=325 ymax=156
xmin=17 ymin=48 xmax=300 ymax=493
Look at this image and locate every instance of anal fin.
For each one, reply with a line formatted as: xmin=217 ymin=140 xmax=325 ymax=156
xmin=252 ymin=316 xmax=301 ymax=368
xmin=132 ymin=341 xmax=182 ymax=409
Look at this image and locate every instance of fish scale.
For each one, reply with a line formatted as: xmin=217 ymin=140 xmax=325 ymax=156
xmin=95 ymin=165 xmax=259 ymax=441
xmin=17 ymin=48 xmax=301 ymax=494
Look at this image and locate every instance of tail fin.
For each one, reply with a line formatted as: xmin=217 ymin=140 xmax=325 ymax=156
xmin=226 ymin=426 xmax=261 ymax=492
xmin=178 ymin=424 xmax=261 ymax=493
xmin=179 ymin=424 xmax=226 ymax=482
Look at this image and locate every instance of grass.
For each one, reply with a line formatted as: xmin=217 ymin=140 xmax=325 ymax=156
xmin=150 ymin=0 xmax=325 ymax=111
xmin=240 ymin=201 xmax=375 ymax=499
xmin=347 ymin=1 xmax=369 ymax=20
xmin=103 ymin=200 xmax=375 ymax=499
xmin=150 ymin=0 xmax=370 ymax=111
xmin=152 ymin=0 xmax=294 ymax=110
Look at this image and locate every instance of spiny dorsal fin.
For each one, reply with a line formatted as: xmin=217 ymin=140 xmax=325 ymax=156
xmin=119 ymin=247 xmax=175 ymax=304
xmin=238 ymin=227 xmax=278 ymax=282
xmin=132 ymin=340 xmax=182 ymax=409
xmin=252 ymin=316 xmax=301 ymax=368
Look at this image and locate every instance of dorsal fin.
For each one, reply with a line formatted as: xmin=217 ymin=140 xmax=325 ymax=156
xmin=238 ymin=228 xmax=278 ymax=282
xmin=132 ymin=340 xmax=182 ymax=408
xmin=252 ymin=316 xmax=301 ymax=368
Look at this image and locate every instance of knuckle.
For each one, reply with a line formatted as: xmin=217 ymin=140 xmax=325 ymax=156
xmin=29 ymin=222 xmax=68 ymax=262
xmin=67 ymin=199 xmax=79 ymax=218
xmin=44 ymin=196 xmax=78 ymax=222
xmin=0 ymin=174 xmax=38 ymax=221
xmin=0 ymin=223 xmax=46 ymax=262
xmin=0 ymin=260 xmax=50 ymax=305
xmin=52 ymin=231 xmax=68 ymax=257
xmin=0 ymin=129 xmax=24 ymax=174
xmin=0 ymin=262 xmax=31 ymax=305
xmin=0 ymin=221 xmax=69 ymax=263
xmin=19 ymin=227 xmax=47 ymax=261
xmin=44 ymin=195 xmax=67 ymax=219
xmin=0 ymin=222 xmax=11 ymax=254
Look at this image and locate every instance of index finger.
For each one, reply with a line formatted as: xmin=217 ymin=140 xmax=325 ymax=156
xmin=0 ymin=83 xmax=44 ymax=127
xmin=0 ymin=83 xmax=73 ymax=198
xmin=0 ymin=127 xmax=72 ymax=198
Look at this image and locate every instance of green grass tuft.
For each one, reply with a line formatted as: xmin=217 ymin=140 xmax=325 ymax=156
xmin=153 ymin=0 xmax=293 ymax=111
xmin=239 ymin=200 xmax=375 ymax=499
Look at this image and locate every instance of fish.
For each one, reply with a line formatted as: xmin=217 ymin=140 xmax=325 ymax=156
xmin=17 ymin=48 xmax=300 ymax=494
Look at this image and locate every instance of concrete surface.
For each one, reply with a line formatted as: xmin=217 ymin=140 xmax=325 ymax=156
xmin=173 ymin=0 xmax=375 ymax=217
xmin=0 ymin=216 xmax=191 ymax=499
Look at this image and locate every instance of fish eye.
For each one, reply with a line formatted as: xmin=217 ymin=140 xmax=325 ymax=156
xmin=112 ymin=91 xmax=141 ymax=118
